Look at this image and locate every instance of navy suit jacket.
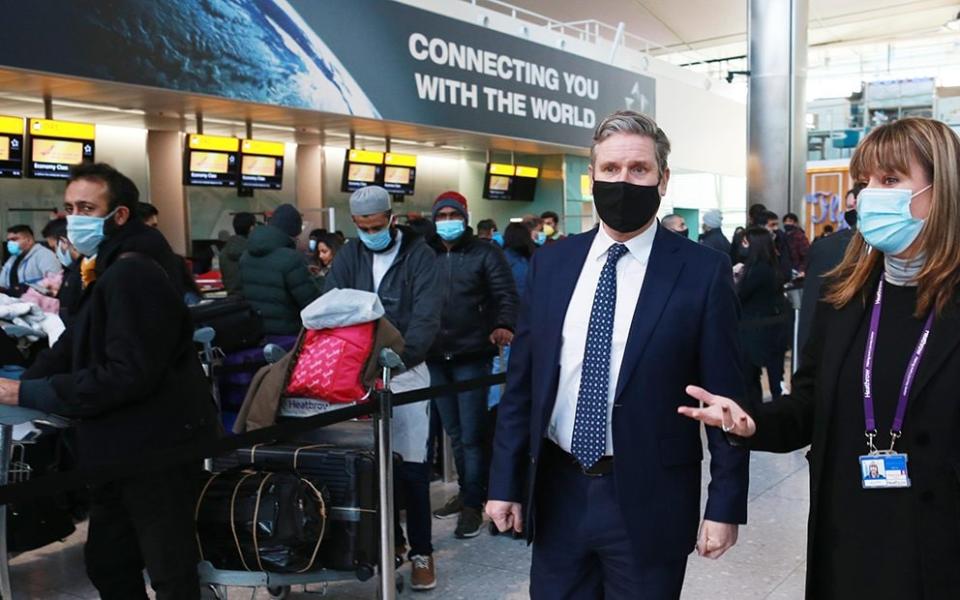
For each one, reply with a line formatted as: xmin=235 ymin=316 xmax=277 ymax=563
xmin=489 ymin=224 xmax=750 ymax=562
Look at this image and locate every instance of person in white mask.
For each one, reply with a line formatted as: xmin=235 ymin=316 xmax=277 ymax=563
xmin=679 ymin=117 xmax=960 ymax=599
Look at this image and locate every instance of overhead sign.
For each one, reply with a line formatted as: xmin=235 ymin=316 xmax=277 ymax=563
xmin=29 ymin=118 xmax=95 ymax=141
xmin=0 ymin=0 xmax=655 ymax=149
xmin=189 ymin=134 xmax=239 ymax=152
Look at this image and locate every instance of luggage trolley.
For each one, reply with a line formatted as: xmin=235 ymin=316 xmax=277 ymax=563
xmin=0 ymin=324 xmax=72 ymax=599
xmin=0 ymin=405 xmax=71 ymax=600
xmin=198 ymin=345 xmax=404 ymax=600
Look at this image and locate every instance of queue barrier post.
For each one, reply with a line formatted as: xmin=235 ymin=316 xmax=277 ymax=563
xmin=375 ymin=348 xmax=404 ymax=600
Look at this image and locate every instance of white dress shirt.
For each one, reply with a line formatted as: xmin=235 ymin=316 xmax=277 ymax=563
xmin=547 ymin=223 xmax=657 ymax=455
xmin=372 ymin=229 xmax=403 ymax=292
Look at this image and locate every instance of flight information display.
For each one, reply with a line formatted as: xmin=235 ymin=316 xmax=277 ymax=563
xmin=0 ymin=116 xmax=24 ymax=178
xmin=382 ymin=152 xmax=417 ymax=195
xmin=240 ymin=139 xmax=284 ymax=190
xmin=482 ymin=163 xmax=539 ymax=201
xmin=341 ymin=149 xmax=384 ymax=192
xmin=27 ymin=118 xmax=95 ymax=179
xmin=184 ymin=134 xmax=239 ymax=187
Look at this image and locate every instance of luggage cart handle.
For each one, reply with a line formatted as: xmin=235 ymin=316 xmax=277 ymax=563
xmin=378 ymin=348 xmax=404 ymax=388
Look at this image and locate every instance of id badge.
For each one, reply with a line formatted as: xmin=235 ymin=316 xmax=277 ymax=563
xmin=859 ymin=453 xmax=911 ymax=489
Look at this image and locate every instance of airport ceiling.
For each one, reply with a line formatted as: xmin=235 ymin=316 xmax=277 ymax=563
xmin=2 ymin=1 xmax=957 ymax=157
xmin=0 ymin=68 xmax=582 ymax=158
xmin=510 ymin=0 xmax=960 ymax=56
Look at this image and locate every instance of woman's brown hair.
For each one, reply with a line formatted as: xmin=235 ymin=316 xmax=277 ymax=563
xmin=825 ymin=118 xmax=960 ymax=317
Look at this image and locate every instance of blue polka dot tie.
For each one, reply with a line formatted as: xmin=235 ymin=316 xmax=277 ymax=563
xmin=571 ymin=243 xmax=629 ymax=469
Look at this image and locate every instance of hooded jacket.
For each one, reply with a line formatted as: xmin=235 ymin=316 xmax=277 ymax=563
xmin=322 ymin=226 xmax=441 ymax=369
xmin=18 ymin=220 xmax=219 ymax=468
xmin=239 ymin=224 xmax=321 ymax=335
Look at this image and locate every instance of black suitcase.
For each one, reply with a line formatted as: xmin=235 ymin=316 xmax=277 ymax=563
xmin=189 ymin=296 xmax=264 ymax=353
xmin=196 ymin=469 xmax=329 ymax=573
xmin=214 ymin=441 xmax=379 ymax=575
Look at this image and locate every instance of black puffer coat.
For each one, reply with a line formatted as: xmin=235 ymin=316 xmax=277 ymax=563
xmin=427 ymin=229 xmax=518 ymax=362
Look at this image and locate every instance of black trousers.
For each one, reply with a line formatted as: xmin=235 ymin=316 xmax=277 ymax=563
xmin=85 ymin=464 xmax=201 ymax=600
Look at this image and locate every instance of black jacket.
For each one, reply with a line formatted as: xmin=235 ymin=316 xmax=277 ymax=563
xmin=427 ymin=230 xmax=518 ymax=362
xmin=798 ymin=228 xmax=855 ymax=351
xmin=749 ymin=272 xmax=960 ymax=599
xmin=57 ymin=264 xmax=84 ymax=327
xmin=738 ymin=261 xmax=787 ymax=366
xmin=220 ymin=233 xmax=247 ymax=295
xmin=323 ymin=226 xmax=441 ymax=368
xmin=699 ymin=228 xmax=731 ymax=256
xmin=239 ymin=224 xmax=321 ymax=335
xmin=19 ymin=221 xmax=219 ymax=468
xmin=738 ymin=262 xmax=785 ymax=321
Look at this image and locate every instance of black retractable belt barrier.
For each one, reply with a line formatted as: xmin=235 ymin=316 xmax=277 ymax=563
xmin=0 ymin=372 xmax=507 ymax=506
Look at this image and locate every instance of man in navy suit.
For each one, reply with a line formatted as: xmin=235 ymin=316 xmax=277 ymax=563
xmin=487 ymin=111 xmax=749 ymax=599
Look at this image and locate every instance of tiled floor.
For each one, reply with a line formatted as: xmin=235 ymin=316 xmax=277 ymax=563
xmin=7 ymin=448 xmax=810 ymax=599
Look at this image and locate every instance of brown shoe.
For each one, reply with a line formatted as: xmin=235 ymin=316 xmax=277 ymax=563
xmin=410 ymin=554 xmax=437 ymax=591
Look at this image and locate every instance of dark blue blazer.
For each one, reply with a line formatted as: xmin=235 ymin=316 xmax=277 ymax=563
xmin=489 ymin=224 xmax=750 ymax=562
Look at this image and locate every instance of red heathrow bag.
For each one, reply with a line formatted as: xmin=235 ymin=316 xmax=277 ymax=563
xmin=284 ymin=322 xmax=375 ymax=402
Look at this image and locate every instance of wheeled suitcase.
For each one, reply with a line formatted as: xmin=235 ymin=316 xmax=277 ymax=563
xmin=213 ymin=441 xmax=379 ymax=574
xmin=189 ymin=296 xmax=264 ymax=353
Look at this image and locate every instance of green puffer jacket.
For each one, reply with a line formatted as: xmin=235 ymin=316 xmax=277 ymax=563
xmin=239 ymin=224 xmax=321 ymax=335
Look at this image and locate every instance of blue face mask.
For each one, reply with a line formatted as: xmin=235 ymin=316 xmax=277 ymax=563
xmin=534 ymin=231 xmax=547 ymax=246
xmin=857 ymin=185 xmax=931 ymax=255
xmin=308 ymin=239 xmax=318 ymax=252
xmin=6 ymin=240 xmax=22 ymax=257
xmin=67 ymin=207 xmax=119 ymax=257
xmin=56 ymin=243 xmax=73 ymax=268
xmin=357 ymin=227 xmax=393 ymax=252
xmin=491 ymin=232 xmax=504 ymax=247
xmin=435 ymin=219 xmax=465 ymax=242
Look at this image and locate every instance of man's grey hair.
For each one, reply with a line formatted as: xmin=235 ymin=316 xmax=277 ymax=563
xmin=590 ymin=111 xmax=671 ymax=178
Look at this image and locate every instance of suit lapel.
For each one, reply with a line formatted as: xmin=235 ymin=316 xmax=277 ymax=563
xmin=613 ymin=227 xmax=683 ymax=402
xmin=534 ymin=230 xmax=596 ymax=425
xmin=544 ymin=229 xmax=597 ymax=362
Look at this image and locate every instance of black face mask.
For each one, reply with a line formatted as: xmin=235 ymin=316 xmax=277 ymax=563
xmin=843 ymin=209 xmax=858 ymax=229
xmin=592 ymin=180 xmax=661 ymax=233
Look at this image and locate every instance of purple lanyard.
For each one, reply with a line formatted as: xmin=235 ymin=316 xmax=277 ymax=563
xmin=862 ymin=278 xmax=935 ymax=447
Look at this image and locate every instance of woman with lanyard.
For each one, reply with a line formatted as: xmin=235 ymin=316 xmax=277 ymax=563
xmin=678 ymin=117 xmax=960 ymax=599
